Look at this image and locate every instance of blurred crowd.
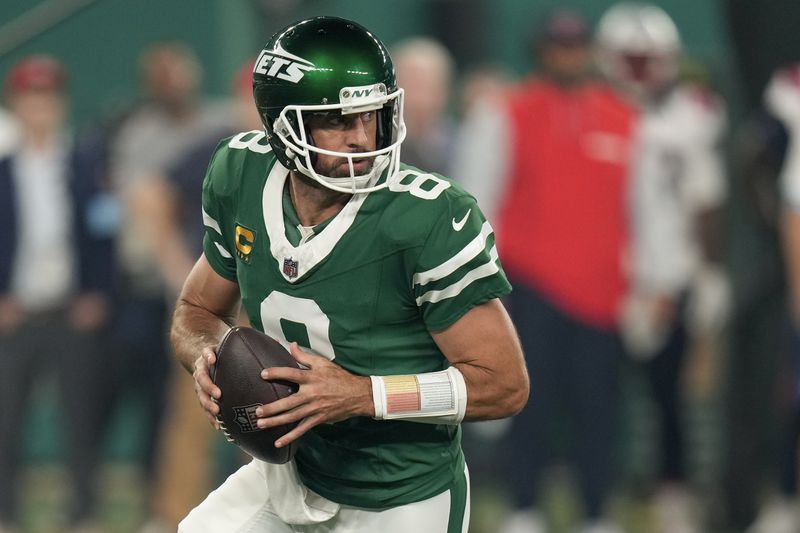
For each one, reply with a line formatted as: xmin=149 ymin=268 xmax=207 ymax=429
xmin=0 ymin=2 xmax=798 ymax=533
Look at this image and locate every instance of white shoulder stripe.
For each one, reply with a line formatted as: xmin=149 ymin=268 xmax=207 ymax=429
xmin=214 ymin=242 xmax=233 ymax=259
xmin=203 ymin=208 xmax=222 ymax=234
xmin=416 ymin=246 xmax=500 ymax=305
xmin=413 ymin=221 xmax=494 ymax=287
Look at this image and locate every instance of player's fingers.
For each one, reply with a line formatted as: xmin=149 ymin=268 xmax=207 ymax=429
xmin=261 ymin=366 xmax=308 ymax=384
xmin=194 ymin=349 xmax=217 ymax=375
xmin=274 ymin=413 xmax=322 ymax=448
xmin=202 ymin=346 xmax=217 ymax=364
xmin=196 ymin=384 xmax=220 ymax=416
xmin=256 ymin=403 xmax=310 ymax=430
xmin=203 ymin=397 xmax=220 ymax=415
xmin=288 ymin=342 xmax=327 ymax=367
xmin=194 ymin=361 xmax=221 ymax=400
xmin=255 ymin=393 xmax=304 ymax=419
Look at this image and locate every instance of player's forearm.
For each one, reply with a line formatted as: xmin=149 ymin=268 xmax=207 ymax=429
xmin=170 ymin=298 xmax=236 ymax=373
xmin=429 ymin=299 xmax=530 ymax=422
xmin=454 ymin=358 xmax=529 ymax=421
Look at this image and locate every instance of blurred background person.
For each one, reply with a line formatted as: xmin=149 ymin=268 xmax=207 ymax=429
xmin=596 ymin=4 xmax=731 ymax=532
xmin=131 ymin=59 xmax=261 ymax=532
xmin=739 ymin=62 xmax=800 ymax=533
xmin=453 ymin=8 xmax=637 ymax=533
xmin=101 ymin=41 xmax=231 ymax=530
xmin=0 ymin=55 xmax=113 ymax=532
xmin=391 ymin=36 xmax=456 ymax=176
xmin=720 ymin=2 xmax=800 ymax=531
xmin=127 ymin=58 xmax=256 ymax=299
xmin=0 ymin=105 xmax=18 ymax=157
xmin=456 ymin=63 xmax=514 ymax=120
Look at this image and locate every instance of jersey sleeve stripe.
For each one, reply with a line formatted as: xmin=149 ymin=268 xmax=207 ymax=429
xmin=203 ymin=207 xmax=223 ymax=234
xmin=412 ymin=222 xmax=494 ymax=287
xmin=214 ymin=241 xmax=233 ymax=258
xmin=415 ymin=245 xmax=500 ymax=305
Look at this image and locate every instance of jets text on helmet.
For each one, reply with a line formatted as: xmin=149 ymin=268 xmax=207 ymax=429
xmin=254 ymin=48 xmax=314 ymax=84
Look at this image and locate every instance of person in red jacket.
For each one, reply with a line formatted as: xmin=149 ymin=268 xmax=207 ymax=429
xmin=453 ymin=9 xmax=637 ymax=533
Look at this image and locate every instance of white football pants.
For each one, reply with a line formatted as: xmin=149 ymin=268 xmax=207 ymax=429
xmin=178 ymin=459 xmax=470 ymax=533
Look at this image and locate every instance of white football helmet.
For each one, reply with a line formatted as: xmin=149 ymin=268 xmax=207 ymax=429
xmin=596 ymin=3 xmax=681 ymax=99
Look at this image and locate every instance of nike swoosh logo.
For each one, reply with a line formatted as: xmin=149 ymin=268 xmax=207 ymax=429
xmin=452 ymin=208 xmax=471 ymax=231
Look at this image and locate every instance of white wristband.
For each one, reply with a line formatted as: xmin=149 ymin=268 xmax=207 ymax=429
xmin=370 ymin=367 xmax=467 ymax=424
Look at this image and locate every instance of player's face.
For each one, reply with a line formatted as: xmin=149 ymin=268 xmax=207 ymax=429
xmin=305 ymin=110 xmax=378 ymax=178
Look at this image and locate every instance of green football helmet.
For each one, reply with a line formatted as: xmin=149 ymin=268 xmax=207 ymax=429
xmin=253 ymin=16 xmax=406 ymax=193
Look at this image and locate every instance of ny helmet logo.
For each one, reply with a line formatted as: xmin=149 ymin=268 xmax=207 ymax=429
xmin=343 ymin=89 xmax=372 ymax=98
xmin=339 ymin=83 xmax=387 ymax=113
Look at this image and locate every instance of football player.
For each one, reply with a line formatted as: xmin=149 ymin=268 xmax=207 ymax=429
xmin=597 ymin=4 xmax=729 ymax=532
xmin=743 ymin=62 xmax=800 ymax=533
xmin=170 ymin=16 xmax=529 ymax=533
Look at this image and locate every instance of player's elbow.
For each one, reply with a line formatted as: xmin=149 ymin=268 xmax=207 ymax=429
xmin=486 ymin=354 xmax=530 ymax=418
xmin=504 ymin=371 xmax=530 ymax=417
xmin=501 ymin=347 xmax=530 ymax=417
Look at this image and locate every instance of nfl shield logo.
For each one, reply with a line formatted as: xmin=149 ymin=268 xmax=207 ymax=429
xmin=283 ymin=258 xmax=299 ymax=278
xmin=233 ymin=403 xmax=261 ymax=433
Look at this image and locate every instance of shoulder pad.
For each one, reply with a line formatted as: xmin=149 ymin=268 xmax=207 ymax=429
xmin=204 ymin=130 xmax=275 ymax=198
xmin=376 ymin=166 xmax=477 ymax=242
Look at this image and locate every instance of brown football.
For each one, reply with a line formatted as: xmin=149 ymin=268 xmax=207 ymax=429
xmin=211 ymin=326 xmax=300 ymax=463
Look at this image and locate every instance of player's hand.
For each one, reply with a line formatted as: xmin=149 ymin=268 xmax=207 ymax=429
xmin=255 ymin=342 xmax=373 ymax=448
xmin=687 ymin=264 xmax=731 ymax=335
xmin=192 ymin=347 xmax=223 ymax=429
xmin=619 ymin=289 xmax=676 ymax=359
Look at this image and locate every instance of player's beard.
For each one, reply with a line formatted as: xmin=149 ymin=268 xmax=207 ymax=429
xmin=291 ymin=170 xmax=353 ymax=208
xmin=313 ymin=154 xmax=375 ymax=179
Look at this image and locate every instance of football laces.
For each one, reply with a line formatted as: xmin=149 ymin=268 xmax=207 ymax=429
xmin=215 ymin=415 xmax=235 ymax=442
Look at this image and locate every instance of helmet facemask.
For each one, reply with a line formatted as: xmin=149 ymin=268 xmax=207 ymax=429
xmin=269 ymin=85 xmax=406 ymax=194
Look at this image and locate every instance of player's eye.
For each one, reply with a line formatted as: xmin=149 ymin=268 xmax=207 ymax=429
xmin=307 ymin=112 xmax=346 ymax=129
xmin=325 ymin=115 xmax=347 ymax=127
xmin=307 ymin=111 xmax=374 ymax=130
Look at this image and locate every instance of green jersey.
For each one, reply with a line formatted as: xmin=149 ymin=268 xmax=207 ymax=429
xmin=201 ymin=130 xmax=511 ymax=508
